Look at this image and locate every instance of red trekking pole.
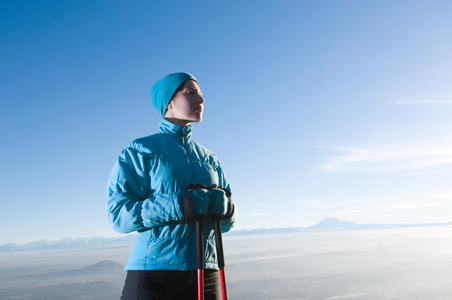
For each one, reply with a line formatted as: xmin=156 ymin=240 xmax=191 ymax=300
xmin=188 ymin=183 xmax=230 ymax=300
xmin=196 ymin=218 xmax=229 ymax=300
xmin=213 ymin=218 xmax=228 ymax=300
xmin=195 ymin=219 xmax=204 ymax=300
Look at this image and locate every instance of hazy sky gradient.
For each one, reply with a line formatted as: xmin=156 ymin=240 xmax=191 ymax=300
xmin=1 ymin=0 xmax=451 ymax=244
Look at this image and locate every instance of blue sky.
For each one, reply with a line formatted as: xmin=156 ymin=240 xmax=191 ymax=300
xmin=1 ymin=0 xmax=451 ymax=244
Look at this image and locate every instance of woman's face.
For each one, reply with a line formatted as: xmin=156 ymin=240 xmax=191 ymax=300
xmin=164 ymin=80 xmax=204 ymax=126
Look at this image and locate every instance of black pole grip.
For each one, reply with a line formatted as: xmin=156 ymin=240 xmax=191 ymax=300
xmin=196 ymin=219 xmax=204 ymax=270
xmin=213 ymin=219 xmax=225 ymax=269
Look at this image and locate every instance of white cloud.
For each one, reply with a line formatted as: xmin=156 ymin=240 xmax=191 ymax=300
xmin=326 ymin=191 xmax=452 ymax=224
xmin=428 ymin=189 xmax=452 ymax=199
xmin=318 ymin=141 xmax=452 ymax=172
xmin=394 ymin=97 xmax=452 ymax=106
xmin=325 ymin=294 xmax=364 ymax=300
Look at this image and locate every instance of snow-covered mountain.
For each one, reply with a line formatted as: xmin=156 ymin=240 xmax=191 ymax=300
xmin=226 ymin=217 xmax=451 ymax=235
xmin=0 ymin=235 xmax=136 ymax=252
xmin=305 ymin=217 xmax=361 ymax=230
xmin=2 ymin=218 xmax=450 ymax=252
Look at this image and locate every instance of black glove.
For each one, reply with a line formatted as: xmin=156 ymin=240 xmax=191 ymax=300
xmin=208 ymin=188 xmax=231 ymax=217
xmin=189 ymin=189 xmax=211 ymax=215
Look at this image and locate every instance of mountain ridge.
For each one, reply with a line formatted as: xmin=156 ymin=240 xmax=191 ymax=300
xmin=2 ymin=218 xmax=451 ymax=252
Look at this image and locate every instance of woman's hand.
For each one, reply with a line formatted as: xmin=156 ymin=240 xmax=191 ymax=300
xmin=189 ymin=189 xmax=211 ymax=215
xmin=208 ymin=188 xmax=231 ymax=217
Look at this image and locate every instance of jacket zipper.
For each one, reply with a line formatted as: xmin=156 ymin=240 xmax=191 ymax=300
xmin=180 ymin=128 xmax=207 ymax=265
xmin=181 ymin=131 xmax=197 ymax=184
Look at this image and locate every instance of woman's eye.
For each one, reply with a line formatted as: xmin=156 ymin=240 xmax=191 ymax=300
xmin=185 ymin=88 xmax=201 ymax=96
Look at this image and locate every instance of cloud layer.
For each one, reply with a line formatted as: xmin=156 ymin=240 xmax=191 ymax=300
xmin=318 ymin=141 xmax=452 ymax=172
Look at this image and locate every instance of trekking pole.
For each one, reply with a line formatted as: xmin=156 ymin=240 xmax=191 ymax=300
xmin=195 ymin=219 xmax=204 ymax=300
xmin=213 ymin=218 xmax=228 ymax=300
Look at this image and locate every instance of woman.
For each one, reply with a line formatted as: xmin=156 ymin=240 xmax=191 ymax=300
xmin=107 ymin=72 xmax=237 ymax=300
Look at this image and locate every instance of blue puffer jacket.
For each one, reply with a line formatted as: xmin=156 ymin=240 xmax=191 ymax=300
xmin=107 ymin=119 xmax=237 ymax=271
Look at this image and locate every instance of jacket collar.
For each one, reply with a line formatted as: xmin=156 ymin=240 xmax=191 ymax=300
xmin=158 ymin=118 xmax=193 ymax=139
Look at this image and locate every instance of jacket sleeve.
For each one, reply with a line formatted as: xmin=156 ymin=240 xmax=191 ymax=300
xmin=106 ymin=147 xmax=185 ymax=234
xmin=216 ymin=162 xmax=238 ymax=233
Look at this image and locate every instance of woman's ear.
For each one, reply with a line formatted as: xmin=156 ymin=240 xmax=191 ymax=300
xmin=163 ymin=101 xmax=173 ymax=117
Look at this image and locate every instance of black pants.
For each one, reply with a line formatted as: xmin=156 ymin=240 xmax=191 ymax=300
xmin=121 ymin=270 xmax=221 ymax=300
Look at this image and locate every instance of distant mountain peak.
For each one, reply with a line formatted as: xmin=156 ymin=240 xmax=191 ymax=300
xmin=308 ymin=217 xmax=359 ymax=230
xmin=81 ymin=260 xmax=123 ymax=272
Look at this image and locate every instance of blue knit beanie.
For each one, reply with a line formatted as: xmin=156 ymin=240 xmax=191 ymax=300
xmin=151 ymin=72 xmax=198 ymax=117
